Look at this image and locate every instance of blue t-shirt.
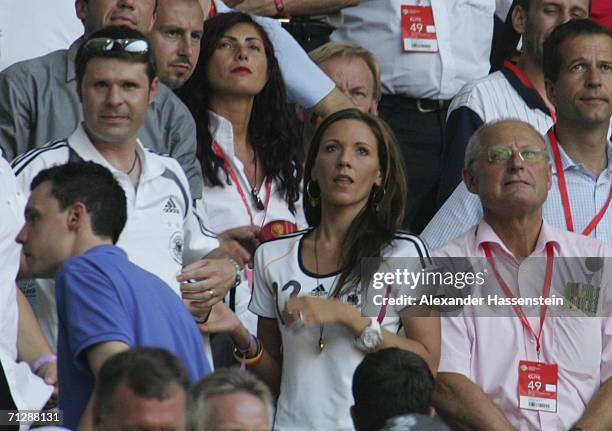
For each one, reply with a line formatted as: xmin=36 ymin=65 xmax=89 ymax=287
xmin=55 ymin=245 xmax=211 ymax=429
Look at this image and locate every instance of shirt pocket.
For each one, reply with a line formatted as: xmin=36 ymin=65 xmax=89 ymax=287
xmin=552 ymin=317 xmax=601 ymax=376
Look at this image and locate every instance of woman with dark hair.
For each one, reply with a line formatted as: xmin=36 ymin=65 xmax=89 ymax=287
xmin=178 ymin=12 xmax=304 ymax=335
xmin=202 ymin=109 xmax=440 ymax=431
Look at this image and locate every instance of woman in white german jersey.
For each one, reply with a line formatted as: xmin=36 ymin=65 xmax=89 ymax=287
xmin=203 ymin=109 xmax=440 ymax=431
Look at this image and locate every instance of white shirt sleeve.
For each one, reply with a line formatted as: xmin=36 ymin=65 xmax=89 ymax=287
xmin=249 ymin=245 xmax=278 ymax=319
xmin=183 ymin=200 xmax=220 ymax=264
xmin=421 ymin=182 xmax=484 ymax=251
xmin=213 ymin=0 xmax=335 ymax=107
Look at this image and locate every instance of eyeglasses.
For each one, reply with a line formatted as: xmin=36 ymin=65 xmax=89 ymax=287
xmin=486 ymin=146 xmax=545 ymax=164
xmin=82 ymin=37 xmax=149 ymax=54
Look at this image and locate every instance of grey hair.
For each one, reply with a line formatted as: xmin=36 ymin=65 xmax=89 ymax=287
xmin=464 ymin=119 xmax=548 ymax=172
xmin=187 ymin=368 xmax=275 ymax=431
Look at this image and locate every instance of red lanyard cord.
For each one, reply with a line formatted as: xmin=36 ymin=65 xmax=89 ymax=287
xmin=481 ymin=242 xmax=555 ymax=355
xmin=547 ymin=129 xmax=612 ymax=236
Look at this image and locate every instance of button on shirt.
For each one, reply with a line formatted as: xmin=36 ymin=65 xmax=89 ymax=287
xmin=435 ymin=220 xmax=612 ymax=431
xmin=423 ymin=136 xmax=612 ymax=250
xmin=331 ymin=0 xmax=495 ymax=99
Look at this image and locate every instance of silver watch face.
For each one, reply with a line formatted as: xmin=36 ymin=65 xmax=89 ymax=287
xmin=361 ymin=326 xmax=382 ymax=349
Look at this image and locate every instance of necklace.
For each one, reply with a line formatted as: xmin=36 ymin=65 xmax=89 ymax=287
xmin=250 ymin=151 xmax=264 ymax=210
xmin=314 ymin=230 xmax=325 ymax=353
xmin=125 ymin=151 xmax=138 ymax=175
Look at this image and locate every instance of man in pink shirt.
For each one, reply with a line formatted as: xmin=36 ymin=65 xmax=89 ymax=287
xmin=432 ymin=119 xmax=612 ymax=431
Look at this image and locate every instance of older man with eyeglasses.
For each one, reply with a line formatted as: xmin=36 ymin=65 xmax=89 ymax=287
xmin=432 ymin=119 xmax=612 ymax=430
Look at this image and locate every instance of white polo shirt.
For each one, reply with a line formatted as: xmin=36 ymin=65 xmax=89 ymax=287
xmin=0 ymin=152 xmax=52 ymax=417
xmin=12 ymin=124 xmax=219 ymax=345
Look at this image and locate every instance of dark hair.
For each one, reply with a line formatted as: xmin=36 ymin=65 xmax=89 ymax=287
xmin=352 ymin=348 xmax=435 ymax=431
xmin=303 ymin=109 xmax=407 ymax=297
xmin=75 ymin=25 xmax=157 ymax=88
xmin=30 ymin=162 xmax=127 ymax=244
xmin=95 ymin=347 xmax=190 ymax=418
xmin=178 ymin=12 xmax=302 ymax=213
xmin=543 ymin=18 xmax=612 ymax=83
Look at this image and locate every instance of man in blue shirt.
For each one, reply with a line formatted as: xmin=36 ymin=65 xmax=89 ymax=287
xmin=15 ymin=162 xmax=211 ymax=430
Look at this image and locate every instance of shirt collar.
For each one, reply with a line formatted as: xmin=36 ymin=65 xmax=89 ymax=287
xmin=67 ymin=123 xmax=165 ymax=179
xmin=208 ymin=111 xmax=236 ymax=156
xmin=83 ymin=244 xmax=127 ymax=258
xmin=66 ymin=37 xmax=83 ymax=83
xmin=501 ymin=63 xmax=551 ymax=117
xmin=475 ymin=219 xmax=560 ymax=259
xmin=546 ymin=127 xmax=612 ymax=175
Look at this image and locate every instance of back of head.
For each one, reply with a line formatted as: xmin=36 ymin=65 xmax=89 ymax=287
xmin=30 ymin=162 xmax=127 ymax=243
xmin=352 ymin=348 xmax=435 ymax=431
xmin=188 ymin=368 xmax=274 ymax=431
xmin=543 ymin=18 xmax=612 ymax=83
xmin=75 ymin=25 xmax=157 ymax=88
xmin=94 ymin=347 xmax=190 ymax=420
xmin=308 ymin=42 xmax=382 ymax=102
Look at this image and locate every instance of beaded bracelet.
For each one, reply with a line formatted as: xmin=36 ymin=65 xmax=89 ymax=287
xmin=233 ymin=335 xmax=263 ymax=369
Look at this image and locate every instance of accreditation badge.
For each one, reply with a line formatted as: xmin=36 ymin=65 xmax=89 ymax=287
xmin=401 ymin=0 xmax=438 ymax=53
xmin=518 ymin=361 xmax=558 ymax=412
xmin=563 ymin=282 xmax=600 ymax=315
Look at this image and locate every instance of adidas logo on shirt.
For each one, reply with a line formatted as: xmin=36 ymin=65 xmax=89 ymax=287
xmin=310 ymin=284 xmax=326 ymax=297
xmin=163 ymin=198 xmax=180 ymax=214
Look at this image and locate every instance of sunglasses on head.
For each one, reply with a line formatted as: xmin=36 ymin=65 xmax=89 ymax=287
xmin=83 ymin=37 xmax=149 ymax=54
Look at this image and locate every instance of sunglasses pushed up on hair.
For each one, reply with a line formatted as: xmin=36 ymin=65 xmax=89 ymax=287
xmin=82 ymin=37 xmax=149 ymax=54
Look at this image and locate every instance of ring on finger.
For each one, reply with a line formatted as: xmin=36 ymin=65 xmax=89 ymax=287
xmin=208 ymin=289 xmax=215 ymax=299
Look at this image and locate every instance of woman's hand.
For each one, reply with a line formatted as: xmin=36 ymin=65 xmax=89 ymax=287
xmin=218 ymin=225 xmax=261 ymax=266
xmin=284 ymin=296 xmax=362 ymax=330
xmin=198 ymin=302 xmax=254 ymax=352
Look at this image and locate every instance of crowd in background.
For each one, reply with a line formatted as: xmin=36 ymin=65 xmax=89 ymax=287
xmin=0 ymin=1 xmax=611 ymax=430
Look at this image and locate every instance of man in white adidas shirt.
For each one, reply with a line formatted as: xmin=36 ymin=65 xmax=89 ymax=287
xmin=12 ymin=26 xmax=238 ymax=347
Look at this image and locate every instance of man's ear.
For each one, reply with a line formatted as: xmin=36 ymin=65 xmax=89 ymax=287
xmin=463 ymin=167 xmax=479 ymax=195
xmin=67 ymin=202 xmax=87 ymax=232
xmin=369 ymin=99 xmax=379 ymax=116
xmin=75 ymin=0 xmax=88 ymax=23
xmin=428 ymin=406 xmax=436 ymax=417
xmin=512 ymin=4 xmax=527 ymax=35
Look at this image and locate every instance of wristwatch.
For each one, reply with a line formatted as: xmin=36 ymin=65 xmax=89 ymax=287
xmin=228 ymin=257 xmax=242 ymax=288
xmin=354 ymin=317 xmax=382 ymax=352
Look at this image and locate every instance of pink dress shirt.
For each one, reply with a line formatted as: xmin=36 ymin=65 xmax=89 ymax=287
xmin=435 ymin=220 xmax=612 ymax=430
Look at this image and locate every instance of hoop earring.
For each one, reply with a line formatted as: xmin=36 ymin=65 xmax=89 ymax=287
xmin=372 ymin=186 xmax=386 ymax=212
xmin=306 ymin=180 xmax=321 ymax=207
